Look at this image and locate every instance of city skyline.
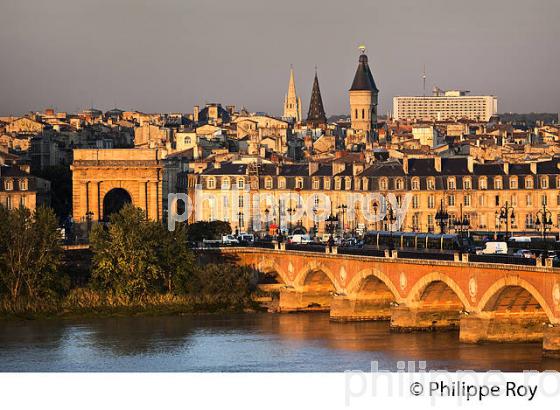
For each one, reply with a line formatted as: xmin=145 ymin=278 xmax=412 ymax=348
xmin=1 ymin=0 xmax=559 ymax=116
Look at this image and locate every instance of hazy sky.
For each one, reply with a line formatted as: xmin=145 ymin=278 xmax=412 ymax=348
xmin=1 ymin=0 xmax=559 ymax=116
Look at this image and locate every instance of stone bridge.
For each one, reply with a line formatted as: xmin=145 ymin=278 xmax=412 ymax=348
xmin=217 ymin=247 xmax=560 ymax=357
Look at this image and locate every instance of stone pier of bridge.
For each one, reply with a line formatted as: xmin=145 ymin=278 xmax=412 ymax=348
xmin=215 ymin=247 xmax=560 ymax=357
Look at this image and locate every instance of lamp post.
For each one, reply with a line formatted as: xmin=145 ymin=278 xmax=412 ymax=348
xmin=287 ymin=206 xmax=296 ymax=234
xmin=312 ymin=207 xmax=318 ymax=238
xmin=372 ymin=202 xmax=378 ymax=231
xmin=435 ymin=198 xmax=449 ymax=234
xmin=535 ymin=203 xmax=553 ymax=264
xmin=264 ymin=208 xmax=270 ymax=236
xmin=384 ymin=204 xmax=397 ymax=250
xmin=497 ymin=201 xmax=515 ymax=241
xmin=337 ymin=204 xmax=348 ymax=236
xmin=453 ymin=203 xmax=470 ymax=254
xmin=236 ymin=211 xmax=243 ymax=236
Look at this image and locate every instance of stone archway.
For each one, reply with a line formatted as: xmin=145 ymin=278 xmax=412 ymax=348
xmin=102 ymin=188 xmax=132 ymax=221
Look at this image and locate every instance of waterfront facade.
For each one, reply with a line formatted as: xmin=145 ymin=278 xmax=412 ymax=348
xmin=182 ymin=156 xmax=560 ymax=236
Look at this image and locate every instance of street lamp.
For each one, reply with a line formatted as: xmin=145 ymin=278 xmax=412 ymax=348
xmin=372 ymin=202 xmax=378 ymax=231
xmin=435 ymin=198 xmax=449 ymax=234
xmin=287 ymin=206 xmax=296 ymax=233
xmin=384 ymin=204 xmax=397 ymax=250
xmin=337 ymin=204 xmax=348 ymax=236
xmin=236 ymin=211 xmax=243 ymax=236
xmin=312 ymin=207 xmax=318 ymax=238
xmin=453 ymin=203 xmax=470 ymax=254
xmin=497 ymin=201 xmax=515 ymax=241
xmin=535 ymin=203 xmax=553 ymax=264
xmin=264 ymin=208 xmax=270 ymax=236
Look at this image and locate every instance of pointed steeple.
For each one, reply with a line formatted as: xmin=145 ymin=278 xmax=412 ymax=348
xmin=350 ymin=52 xmax=378 ymax=92
xmin=306 ymin=69 xmax=327 ymax=128
xmin=283 ymin=66 xmax=302 ymax=122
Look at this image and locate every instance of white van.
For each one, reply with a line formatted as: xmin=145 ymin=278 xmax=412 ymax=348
xmin=480 ymin=241 xmax=508 ymax=255
xmin=222 ymin=235 xmax=239 ymax=245
xmin=288 ymin=234 xmax=313 ymax=244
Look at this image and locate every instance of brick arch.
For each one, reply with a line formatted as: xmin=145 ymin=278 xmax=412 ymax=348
xmin=257 ymin=258 xmax=289 ymax=286
xmin=477 ymin=277 xmax=556 ymax=324
xmin=346 ymin=268 xmax=402 ymax=301
xmin=406 ymin=271 xmax=472 ymax=310
xmin=293 ymin=264 xmax=341 ymax=292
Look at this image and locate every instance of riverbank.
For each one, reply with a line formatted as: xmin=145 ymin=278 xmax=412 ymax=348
xmin=0 ymin=288 xmax=263 ymax=320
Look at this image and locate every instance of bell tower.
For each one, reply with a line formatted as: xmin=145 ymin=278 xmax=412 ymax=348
xmin=349 ymin=46 xmax=378 ymax=140
xmin=283 ymin=66 xmax=302 ymax=123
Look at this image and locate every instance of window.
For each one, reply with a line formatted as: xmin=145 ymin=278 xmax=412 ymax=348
xmin=396 ymin=178 xmax=404 ymax=190
xmin=237 ymin=178 xmax=245 ymax=189
xmin=478 ymin=195 xmax=486 ymax=206
xmin=238 ymin=196 xmax=244 ymax=208
xmin=511 ymin=195 xmax=517 ymax=207
xmin=323 ymin=178 xmax=331 ymax=190
xmin=278 ymin=177 xmax=286 ymax=189
xmin=379 ymin=178 xmax=388 ymax=190
xmin=541 ymin=176 xmax=549 ymax=189
xmin=479 ymin=177 xmax=487 ymax=190
xmin=495 ymin=195 xmax=500 ymax=206
xmin=312 ymin=178 xmax=320 ymax=190
xmin=464 ymin=194 xmax=471 ymax=206
xmin=345 ymin=177 xmax=352 ymax=190
xmin=526 ymin=194 xmax=533 ymax=207
xmin=411 ymin=177 xmax=420 ymax=190
xmin=447 ymin=177 xmax=456 ymax=190
xmin=494 ymin=177 xmax=502 ymax=190
xmin=19 ymin=179 xmax=28 ymax=191
xmin=295 ymin=178 xmax=304 ymax=190
xmin=448 ymin=194 xmax=455 ymax=206
xmin=463 ymin=177 xmax=472 ymax=190
xmin=362 ymin=177 xmax=369 ymax=191
xmin=264 ymin=177 xmax=273 ymax=189
xmin=4 ymin=179 xmax=13 ymax=191
xmin=335 ymin=177 xmax=341 ymax=190
xmin=427 ymin=178 xmax=435 ymax=190
xmin=526 ymin=214 xmax=534 ymax=229
xmin=428 ymin=195 xmax=435 ymax=209
xmin=525 ymin=177 xmax=533 ymax=189
xmin=541 ymin=195 xmax=548 ymax=206
xmin=207 ymin=177 xmax=216 ymax=189
xmin=412 ymin=195 xmax=419 ymax=209
xmin=221 ymin=178 xmax=230 ymax=190
xmin=509 ymin=177 xmax=518 ymax=189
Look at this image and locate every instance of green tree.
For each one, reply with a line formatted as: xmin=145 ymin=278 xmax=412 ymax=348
xmin=35 ymin=165 xmax=72 ymax=221
xmin=90 ymin=204 xmax=197 ymax=300
xmin=0 ymin=206 xmax=63 ymax=302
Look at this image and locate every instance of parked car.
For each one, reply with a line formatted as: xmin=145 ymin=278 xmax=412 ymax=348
xmin=479 ymin=241 xmax=508 ymax=255
xmin=222 ymin=235 xmax=239 ymax=245
xmin=288 ymin=234 xmax=313 ymax=244
xmin=513 ymin=249 xmax=534 ymax=259
xmin=237 ymin=233 xmax=254 ymax=244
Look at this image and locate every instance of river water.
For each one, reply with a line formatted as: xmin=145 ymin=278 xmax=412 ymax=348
xmin=1 ymin=313 xmax=559 ymax=372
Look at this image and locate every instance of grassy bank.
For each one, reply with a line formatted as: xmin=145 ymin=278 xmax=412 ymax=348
xmin=0 ymin=288 xmax=262 ymax=320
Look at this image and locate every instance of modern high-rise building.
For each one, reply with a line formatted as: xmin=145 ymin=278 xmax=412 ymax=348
xmin=282 ymin=67 xmax=302 ymax=123
xmin=393 ymin=89 xmax=498 ymax=122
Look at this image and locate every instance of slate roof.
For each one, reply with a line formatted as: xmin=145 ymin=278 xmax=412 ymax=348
xmin=349 ymin=53 xmax=378 ymax=92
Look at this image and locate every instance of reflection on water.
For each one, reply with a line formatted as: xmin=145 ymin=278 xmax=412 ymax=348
xmin=1 ymin=313 xmax=559 ymax=372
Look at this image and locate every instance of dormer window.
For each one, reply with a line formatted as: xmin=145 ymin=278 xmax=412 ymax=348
xmin=312 ymin=178 xmax=320 ymax=190
xmin=540 ymin=176 xmax=549 ymax=189
xmin=237 ymin=178 xmax=245 ymax=189
xmin=509 ymin=177 xmax=518 ymax=189
xmin=447 ymin=177 xmax=456 ymax=190
xmin=362 ymin=177 xmax=369 ymax=191
xmin=494 ymin=177 xmax=503 ymax=190
xmin=479 ymin=177 xmax=487 ymax=190
xmin=463 ymin=177 xmax=472 ymax=190
xmin=295 ymin=177 xmax=304 ymax=190
xmin=323 ymin=177 xmax=331 ymax=190
xmin=19 ymin=178 xmax=28 ymax=191
xmin=221 ymin=177 xmax=230 ymax=190
xmin=278 ymin=177 xmax=286 ymax=189
xmin=345 ymin=177 xmax=352 ymax=190
xmin=427 ymin=177 xmax=435 ymax=190
xmin=207 ymin=177 xmax=216 ymax=189
xmin=379 ymin=177 xmax=388 ymax=190
xmin=395 ymin=178 xmax=404 ymax=190
xmin=4 ymin=179 xmax=13 ymax=191
xmin=265 ymin=177 xmax=273 ymax=189
xmin=411 ymin=177 xmax=420 ymax=190
xmin=334 ymin=177 xmax=341 ymax=190
xmin=525 ymin=177 xmax=533 ymax=189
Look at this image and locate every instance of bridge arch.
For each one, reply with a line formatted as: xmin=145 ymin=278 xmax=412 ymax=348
xmin=294 ymin=264 xmax=340 ymax=293
xmin=477 ymin=277 xmax=556 ymax=324
xmin=346 ymin=269 xmax=401 ymax=301
xmin=406 ymin=272 xmax=472 ymax=310
xmin=256 ymin=258 xmax=289 ymax=285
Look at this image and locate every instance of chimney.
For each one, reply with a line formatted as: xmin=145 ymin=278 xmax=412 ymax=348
xmin=467 ymin=156 xmax=474 ymax=173
xmin=503 ymin=162 xmax=509 ymax=174
xmin=530 ymin=162 xmax=537 ymax=174
xmin=308 ymin=162 xmax=319 ymax=176
xmin=193 ymin=105 xmax=199 ymax=123
xmin=434 ymin=156 xmax=442 ymax=173
xmin=352 ymin=162 xmax=364 ymax=176
xmin=402 ymin=157 xmax=409 ymax=174
xmin=332 ymin=162 xmax=346 ymax=176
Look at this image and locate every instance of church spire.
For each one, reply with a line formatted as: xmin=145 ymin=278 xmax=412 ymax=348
xmin=283 ymin=66 xmax=302 ymax=123
xmin=306 ymin=69 xmax=327 ymax=129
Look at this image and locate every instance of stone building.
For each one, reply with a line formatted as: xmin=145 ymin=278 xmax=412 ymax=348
xmin=180 ymin=156 xmax=560 ymax=236
xmin=0 ymin=165 xmax=51 ymax=211
xmin=282 ymin=67 xmax=302 ymax=123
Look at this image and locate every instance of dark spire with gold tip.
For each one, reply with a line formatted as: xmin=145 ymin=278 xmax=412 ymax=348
xmin=306 ymin=69 xmax=327 ymax=128
xmin=350 ymin=51 xmax=378 ymax=92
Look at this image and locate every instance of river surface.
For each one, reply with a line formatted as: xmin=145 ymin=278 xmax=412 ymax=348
xmin=1 ymin=313 xmax=560 ymax=372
